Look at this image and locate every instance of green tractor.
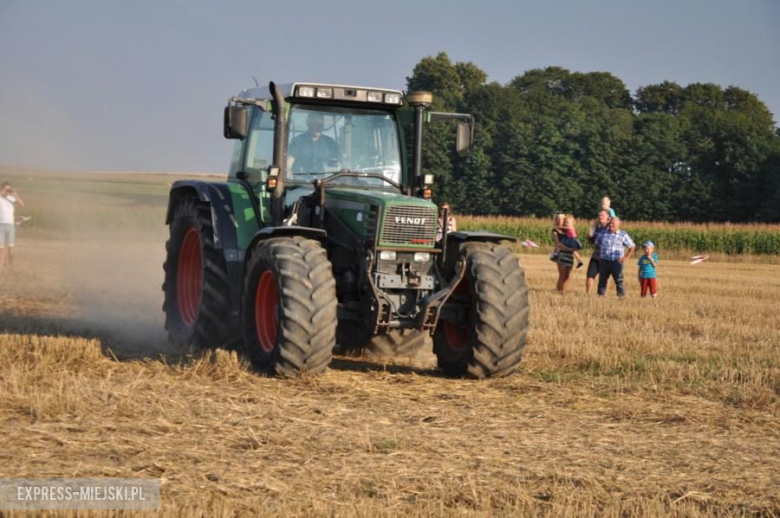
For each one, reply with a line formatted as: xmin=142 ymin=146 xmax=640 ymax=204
xmin=163 ymin=81 xmax=529 ymax=378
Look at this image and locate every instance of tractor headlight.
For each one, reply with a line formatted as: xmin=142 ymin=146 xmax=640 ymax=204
xmin=378 ymin=251 xmax=397 ymax=261
xmin=413 ymin=253 xmax=431 ymax=262
xmin=316 ymin=87 xmax=333 ymax=98
xmin=367 ymin=91 xmax=383 ymax=103
xmin=384 ymin=93 xmax=402 ymax=105
xmin=297 ymin=86 xmax=315 ymax=97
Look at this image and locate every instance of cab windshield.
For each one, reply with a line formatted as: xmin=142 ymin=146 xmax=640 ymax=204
xmin=286 ymin=104 xmax=402 ymax=188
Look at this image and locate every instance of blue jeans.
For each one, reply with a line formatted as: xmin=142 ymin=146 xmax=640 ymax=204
xmin=598 ymin=260 xmax=625 ymax=297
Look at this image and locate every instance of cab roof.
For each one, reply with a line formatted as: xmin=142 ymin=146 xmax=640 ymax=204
xmin=237 ymin=83 xmax=404 ymax=103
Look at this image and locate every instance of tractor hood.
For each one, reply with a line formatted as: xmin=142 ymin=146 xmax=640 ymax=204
xmin=324 ymin=188 xmax=438 ymax=249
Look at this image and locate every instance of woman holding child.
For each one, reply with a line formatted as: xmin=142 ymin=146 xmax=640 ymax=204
xmin=550 ymin=213 xmax=583 ymax=294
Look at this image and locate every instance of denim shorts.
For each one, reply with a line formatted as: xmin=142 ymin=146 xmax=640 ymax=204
xmin=0 ymin=223 xmax=15 ymax=247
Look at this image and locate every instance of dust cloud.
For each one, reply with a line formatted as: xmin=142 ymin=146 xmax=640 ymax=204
xmin=0 ymin=171 xmax=189 ymax=359
xmin=58 ymin=237 xmax=171 ymax=358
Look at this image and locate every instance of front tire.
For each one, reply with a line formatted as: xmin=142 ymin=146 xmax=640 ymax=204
xmin=243 ymin=237 xmax=337 ymax=376
xmin=163 ymin=196 xmax=234 ymax=350
xmin=434 ymin=242 xmax=529 ymax=378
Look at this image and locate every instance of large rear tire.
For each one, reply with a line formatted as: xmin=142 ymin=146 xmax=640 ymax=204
xmin=433 ymin=242 xmax=529 ymax=378
xmin=163 ymin=196 xmax=234 ymax=350
xmin=243 ymin=237 xmax=337 ymax=376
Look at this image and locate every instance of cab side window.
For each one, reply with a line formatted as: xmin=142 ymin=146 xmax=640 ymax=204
xmin=228 ymin=141 xmax=242 ymax=176
xmin=243 ymin=109 xmax=275 ymax=186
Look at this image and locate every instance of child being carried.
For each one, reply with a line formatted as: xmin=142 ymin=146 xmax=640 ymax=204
xmin=561 ymin=214 xmax=584 ymax=268
xmin=549 ymin=214 xmax=584 ymax=268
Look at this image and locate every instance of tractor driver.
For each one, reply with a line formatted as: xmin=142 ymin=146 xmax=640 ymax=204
xmin=286 ymin=112 xmax=340 ymax=177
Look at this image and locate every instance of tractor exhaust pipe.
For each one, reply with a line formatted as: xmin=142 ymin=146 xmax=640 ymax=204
xmin=270 ymin=81 xmax=287 ymax=225
xmin=407 ymin=91 xmax=433 ymax=195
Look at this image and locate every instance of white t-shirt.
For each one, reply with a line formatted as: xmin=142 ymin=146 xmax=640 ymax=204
xmin=0 ymin=195 xmax=17 ymax=224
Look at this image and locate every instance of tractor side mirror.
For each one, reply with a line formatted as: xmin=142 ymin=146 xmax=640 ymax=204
xmin=224 ymin=106 xmax=249 ymax=139
xmin=455 ymin=120 xmax=473 ymax=156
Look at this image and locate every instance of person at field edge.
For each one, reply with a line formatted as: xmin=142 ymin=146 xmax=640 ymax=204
xmin=436 ymin=202 xmax=457 ymax=242
xmin=586 ymin=209 xmax=611 ymax=294
xmin=594 ymin=217 xmax=635 ymax=297
xmin=0 ymin=182 xmax=25 ymax=269
xmin=551 ymin=212 xmax=576 ymax=293
xmin=637 ymin=241 xmax=660 ymax=298
xmin=286 ymin=112 xmax=340 ymax=176
xmin=562 ymin=214 xmax=584 ymax=269
xmin=601 ymin=196 xmax=616 ymax=218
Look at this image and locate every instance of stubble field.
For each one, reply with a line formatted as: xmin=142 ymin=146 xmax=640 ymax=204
xmin=0 ymin=168 xmax=778 ymax=516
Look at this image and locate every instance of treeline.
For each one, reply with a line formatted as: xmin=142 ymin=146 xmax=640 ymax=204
xmin=408 ymin=52 xmax=780 ymax=223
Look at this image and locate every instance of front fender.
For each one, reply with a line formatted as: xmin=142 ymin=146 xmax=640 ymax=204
xmin=245 ymin=226 xmax=327 ymax=255
xmin=446 ymin=230 xmax=517 ymax=243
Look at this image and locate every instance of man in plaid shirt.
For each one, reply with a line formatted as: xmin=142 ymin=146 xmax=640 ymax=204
xmin=594 ymin=217 xmax=636 ymax=297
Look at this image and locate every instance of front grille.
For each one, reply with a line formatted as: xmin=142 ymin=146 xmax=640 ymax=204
xmin=380 ymin=205 xmax=437 ymax=245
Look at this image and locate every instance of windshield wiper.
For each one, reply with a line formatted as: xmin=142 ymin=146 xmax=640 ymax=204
xmin=314 ymin=171 xmax=405 ymax=192
xmin=290 ymin=172 xmax=327 ymax=178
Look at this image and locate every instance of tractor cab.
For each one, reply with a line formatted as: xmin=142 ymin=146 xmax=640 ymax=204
xmin=224 ymin=84 xmax=413 ymax=226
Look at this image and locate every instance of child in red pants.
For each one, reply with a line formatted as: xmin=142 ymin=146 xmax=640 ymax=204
xmin=637 ymin=241 xmax=659 ymax=298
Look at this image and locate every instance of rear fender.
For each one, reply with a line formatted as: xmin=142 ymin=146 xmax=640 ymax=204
xmin=166 ymin=180 xmax=239 ymax=250
xmin=166 ymin=180 xmax=244 ymax=313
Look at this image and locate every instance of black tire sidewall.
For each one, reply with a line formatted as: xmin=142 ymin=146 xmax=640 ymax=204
xmin=165 ymin=199 xmax=204 ymax=343
xmin=433 ymin=258 xmax=478 ymax=376
xmin=434 ymin=241 xmax=529 ymax=378
xmin=241 ymin=236 xmax=338 ymax=376
xmin=242 ymin=245 xmax=281 ymax=373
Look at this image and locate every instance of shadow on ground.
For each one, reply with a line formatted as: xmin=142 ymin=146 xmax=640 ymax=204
xmin=329 ymin=355 xmax=440 ymax=377
xmin=0 ymin=310 xmax=443 ymax=377
xmin=0 ymin=311 xmax=174 ymax=361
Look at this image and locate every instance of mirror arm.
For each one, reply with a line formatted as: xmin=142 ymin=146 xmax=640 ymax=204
xmin=429 ymin=112 xmax=474 ymax=137
xmin=429 ymin=112 xmax=474 ymax=125
xmin=428 ymin=112 xmax=475 ymax=156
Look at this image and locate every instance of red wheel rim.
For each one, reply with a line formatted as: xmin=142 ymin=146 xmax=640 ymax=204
xmin=255 ymin=271 xmax=278 ymax=353
xmin=177 ymin=228 xmax=202 ymax=326
xmin=443 ymin=279 xmax=471 ymax=351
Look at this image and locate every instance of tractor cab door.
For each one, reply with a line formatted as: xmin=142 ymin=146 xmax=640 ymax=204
xmin=232 ymin=107 xmax=275 ymax=224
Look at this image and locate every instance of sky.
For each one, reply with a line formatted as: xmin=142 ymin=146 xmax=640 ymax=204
xmin=1 ymin=0 xmax=778 ymax=174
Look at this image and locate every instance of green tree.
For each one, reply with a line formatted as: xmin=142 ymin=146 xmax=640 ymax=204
xmin=677 ymin=84 xmax=777 ymax=221
xmin=624 ymin=113 xmax=687 ymax=220
xmin=406 ymin=53 xmax=491 ymax=210
xmin=635 ymin=81 xmax=684 ymax=114
xmin=405 ymin=54 xmax=780 ymax=223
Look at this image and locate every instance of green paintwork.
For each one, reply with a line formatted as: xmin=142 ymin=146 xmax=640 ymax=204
xmin=325 ymin=188 xmax=437 ymax=249
xmin=227 ymin=181 xmax=261 ymax=249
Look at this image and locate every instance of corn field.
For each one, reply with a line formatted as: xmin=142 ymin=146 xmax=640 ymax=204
xmin=459 ymin=215 xmax=780 ymax=255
